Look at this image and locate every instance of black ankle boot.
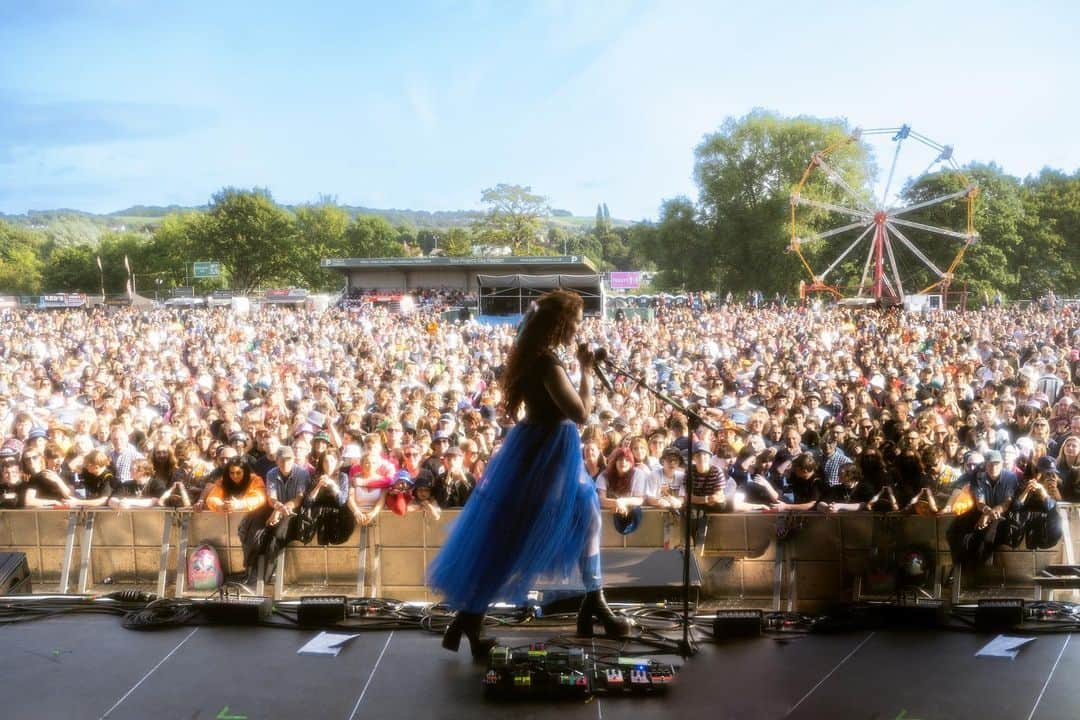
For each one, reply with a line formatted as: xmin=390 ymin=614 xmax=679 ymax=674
xmin=442 ymin=612 xmax=496 ymax=660
xmin=576 ymin=590 xmax=631 ymax=638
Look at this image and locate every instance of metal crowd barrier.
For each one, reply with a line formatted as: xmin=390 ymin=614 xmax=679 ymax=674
xmin=0 ymin=505 xmax=1076 ymax=611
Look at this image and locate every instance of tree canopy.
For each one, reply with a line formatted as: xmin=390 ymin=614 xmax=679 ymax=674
xmin=472 ymin=184 xmax=549 ymax=253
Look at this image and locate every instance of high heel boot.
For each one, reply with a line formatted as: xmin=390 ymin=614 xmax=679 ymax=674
xmin=442 ymin=611 xmax=497 ymax=659
xmin=576 ymin=589 xmax=632 ymax=638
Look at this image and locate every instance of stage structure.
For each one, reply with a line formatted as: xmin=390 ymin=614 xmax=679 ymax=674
xmin=321 ymin=255 xmax=603 ymax=317
xmin=476 ymin=273 xmax=603 ymax=317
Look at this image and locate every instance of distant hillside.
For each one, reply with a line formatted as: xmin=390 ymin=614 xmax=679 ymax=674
xmin=0 ymin=203 xmax=630 ymax=242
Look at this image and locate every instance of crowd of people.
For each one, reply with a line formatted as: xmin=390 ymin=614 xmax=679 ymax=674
xmin=2 ymin=297 xmax=1080 ymax=584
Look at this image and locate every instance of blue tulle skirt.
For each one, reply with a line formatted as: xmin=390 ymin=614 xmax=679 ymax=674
xmin=428 ymin=419 xmax=598 ymax=612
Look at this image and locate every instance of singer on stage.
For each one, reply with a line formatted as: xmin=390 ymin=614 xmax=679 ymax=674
xmin=429 ymin=289 xmax=630 ymax=658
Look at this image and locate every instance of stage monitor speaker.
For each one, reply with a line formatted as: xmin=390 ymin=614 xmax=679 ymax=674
xmin=527 ymin=549 xmax=701 ymax=614
xmin=881 ymin=600 xmax=943 ymax=629
xmin=0 ymin=552 xmax=32 ymax=595
xmin=199 ymin=595 xmax=272 ymax=624
xmin=713 ymin=609 xmax=763 ymax=639
xmin=298 ymin=595 xmax=347 ymax=626
xmin=975 ymin=598 xmax=1025 ymax=630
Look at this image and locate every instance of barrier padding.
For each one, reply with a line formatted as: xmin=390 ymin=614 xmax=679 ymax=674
xmin=0 ymin=507 xmax=1073 ymax=609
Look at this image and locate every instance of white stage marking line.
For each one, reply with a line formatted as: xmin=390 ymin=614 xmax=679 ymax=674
xmin=348 ymin=631 xmax=394 ymax=720
xmin=593 ymin=638 xmax=603 ymax=720
xmin=98 ymin=627 xmax=199 ymax=719
xmin=786 ymin=631 xmax=875 ymax=717
xmin=1027 ymin=633 xmax=1070 ymax=720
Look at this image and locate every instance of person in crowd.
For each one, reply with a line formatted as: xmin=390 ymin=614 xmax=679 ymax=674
xmin=1055 ymin=435 xmax=1080 ymax=501
xmin=947 ymin=450 xmax=1020 ymax=572
xmin=80 ymin=449 xmax=119 ymax=502
xmin=649 ymin=445 xmax=686 ymax=510
xmin=240 ymin=446 xmax=309 ymax=583
xmin=205 ymin=456 xmax=267 ymax=513
xmin=596 ymin=446 xmax=648 ymax=518
xmin=20 ymin=450 xmax=77 ymax=508
xmin=108 ymin=457 xmax=168 ymax=509
xmin=300 ymin=446 xmax=354 ymax=545
xmin=347 ymin=452 xmax=390 ymax=526
xmin=778 ymin=452 xmax=827 ymax=511
xmin=108 ymin=424 xmax=144 ymax=486
xmin=820 ymin=463 xmax=876 ymax=511
xmin=431 ymin=445 xmax=475 ymax=508
xmin=1006 ymin=456 xmax=1063 ymax=550
xmin=1 ymin=447 xmax=26 ymax=508
xmin=582 ymin=440 xmax=606 ymax=483
xmin=410 ymin=473 xmax=441 ymax=520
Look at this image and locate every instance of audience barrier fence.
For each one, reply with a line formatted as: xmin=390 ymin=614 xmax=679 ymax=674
xmin=1 ymin=506 xmax=1077 ymax=611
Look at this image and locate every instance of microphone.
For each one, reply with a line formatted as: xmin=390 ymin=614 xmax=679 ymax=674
xmin=579 ymin=344 xmax=615 ymax=393
xmin=591 ymin=347 xmax=616 ymax=393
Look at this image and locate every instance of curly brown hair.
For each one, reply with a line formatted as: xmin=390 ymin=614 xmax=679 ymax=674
xmin=500 ymin=289 xmax=584 ymax=418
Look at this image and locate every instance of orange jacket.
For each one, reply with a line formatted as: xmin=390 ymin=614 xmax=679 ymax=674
xmin=206 ymin=475 xmax=268 ymax=512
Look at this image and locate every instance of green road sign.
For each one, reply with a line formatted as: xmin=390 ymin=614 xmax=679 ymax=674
xmin=193 ymin=261 xmax=221 ymax=278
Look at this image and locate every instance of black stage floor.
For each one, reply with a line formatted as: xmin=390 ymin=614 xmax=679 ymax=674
xmin=1 ymin=614 xmax=1077 ymax=720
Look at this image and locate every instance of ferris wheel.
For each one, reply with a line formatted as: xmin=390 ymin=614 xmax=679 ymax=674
xmin=789 ymin=125 xmax=978 ymax=303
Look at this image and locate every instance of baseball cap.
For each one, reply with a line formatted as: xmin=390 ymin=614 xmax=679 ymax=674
xmin=692 ymin=442 xmax=712 ymax=456
xmin=984 ymin=450 xmax=1003 ymax=464
xmin=613 ymin=506 xmax=643 ymax=535
xmin=1036 ymin=456 xmax=1059 ymax=474
xmin=276 ymin=446 xmax=295 ymax=459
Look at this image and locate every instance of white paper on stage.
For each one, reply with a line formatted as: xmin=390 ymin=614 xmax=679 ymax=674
xmin=975 ymin=635 xmax=1035 ymax=659
xmin=297 ymin=631 xmax=361 ymax=657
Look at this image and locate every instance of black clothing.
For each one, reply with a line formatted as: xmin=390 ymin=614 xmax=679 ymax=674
xmin=82 ymin=470 xmax=118 ymax=499
xmin=822 ymin=481 xmax=876 ymax=505
xmin=788 ymin=474 xmax=827 ymax=505
xmin=109 ymin=477 xmax=168 ymax=502
xmin=27 ymin=471 xmax=69 ymax=502
xmin=433 ymin=472 xmax=476 ymax=508
xmin=0 ymin=482 xmax=25 ymax=509
xmin=522 ymin=350 xmax=566 ymax=425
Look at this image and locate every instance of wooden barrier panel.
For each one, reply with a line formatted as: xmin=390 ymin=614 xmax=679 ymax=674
xmin=0 ymin=507 xmax=1074 ymax=609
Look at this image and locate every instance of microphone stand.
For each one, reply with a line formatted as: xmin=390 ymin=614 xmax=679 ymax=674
xmin=600 ymin=355 xmax=719 ymax=658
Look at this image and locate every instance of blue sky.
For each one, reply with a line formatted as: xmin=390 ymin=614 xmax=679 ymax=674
xmin=1 ymin=0 xmax=1077 ymax=220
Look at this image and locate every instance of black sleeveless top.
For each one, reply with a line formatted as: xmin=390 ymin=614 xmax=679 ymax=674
xmin=522 ymin=350 xmax=569 ymax=425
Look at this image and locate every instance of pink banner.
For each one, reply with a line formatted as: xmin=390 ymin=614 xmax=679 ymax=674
xmin=609 ymin=272 xmax=641 ymax=289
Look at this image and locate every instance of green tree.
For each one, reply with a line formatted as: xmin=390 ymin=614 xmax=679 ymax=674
xmin=694 ymin=109 xmax=870 ymax=294
xmin=343 ymin=215 xmax=404 ymax=258
xmin=148 ymin=212 xmax=207 ymax=291
xmin=416 ymin=229 xmax=441 ymax=255
xmin=41 ymin=243 xmax=101 ymax=294
xmin=1019 ymin=169 xmax=1080 ymax=296
xmin=294 ymin=203 xmax=350 ymax=290
xmin=0 ymin=221 xmax=44 ymax=294
xmin=595 ymin=203 xmax=611 ymax=234
xmin=443 ymin=228 xmax=473 ymax=257
xmin=472 ymin=184 xmax=549 ymax=253
xmin=900 ymin=163 xmax=1023 ymax=299
xmin=193 ymin=188 xmax=298 ymax=293
xmin=644 ymin=197 xmax=713 ymax=289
